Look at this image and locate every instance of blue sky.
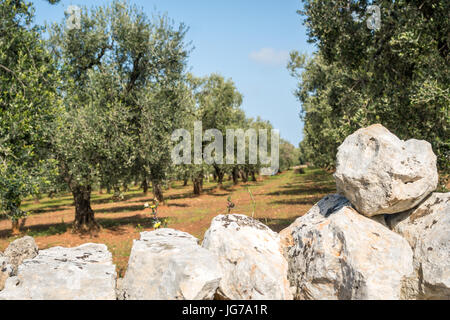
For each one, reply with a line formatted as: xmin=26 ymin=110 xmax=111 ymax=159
xmin=31 ymin=0 xmax=315 ymax=146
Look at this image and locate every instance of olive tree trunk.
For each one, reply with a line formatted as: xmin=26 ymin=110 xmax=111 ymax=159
xmin=11 ymin=219 xmax=20 ymax=235
xmin=152 ymin=180 xmax=164 ymax=202
xmin=214 ymin=165 xmax=224 ymax=185
xmin=240 ymin=169 xmax=248 ymax=183
xmin=72 ymin=185 xmax=99 ymax=233
xmin=142 ymin=179 xmax=148 ymax=195
xmin=232 ymin=167 xmax=240 ymax=185
xmin=193 ymin=176 xmax=203 ymax=195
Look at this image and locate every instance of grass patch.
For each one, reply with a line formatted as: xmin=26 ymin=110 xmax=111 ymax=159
xmin=26 ymin=222 xmax=68 ymax=237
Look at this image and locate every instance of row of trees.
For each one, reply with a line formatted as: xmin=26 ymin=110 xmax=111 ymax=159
xmin=0 ymin=0 xmax=298 ymax=233
xmin=289 ymin=0 xmax=449 ymax=178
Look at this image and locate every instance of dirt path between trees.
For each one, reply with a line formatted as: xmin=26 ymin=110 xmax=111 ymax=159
xmin=0 ymin=168 xmax=336 ymax=276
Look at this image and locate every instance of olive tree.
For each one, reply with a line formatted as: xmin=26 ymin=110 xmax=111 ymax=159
xmin=196 ymin=74 xmax=243 ymax=186
xmin=0 ymin=0 xmax=60 ymax=234
xmin=49 ymin=1 xmax=190 ymax=231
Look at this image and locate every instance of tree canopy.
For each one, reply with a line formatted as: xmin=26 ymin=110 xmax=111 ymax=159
xmin=0 ymin=0 xmax=60 ymax=233
xmin=289 ymin=0 xmax=449 ymax=179
xmin=47 ymin=1 xmax=191 ymax=231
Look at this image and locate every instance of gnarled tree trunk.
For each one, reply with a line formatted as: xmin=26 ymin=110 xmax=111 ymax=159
xmin=72 ymin=185 xmax=99 ymax=233
xmin=240 ymin=169 xmax=248 ymax=183
xmin=10 ymin=217 xmax=26 ymax=235
xmin=112 ymin=185 xmax=122 ymax=201
xmin=214 ymin=165 xmax=224 ymax=186
xmin=142 ymin=179 xmax=148 ymax=195
xmin=193 ymin=176 xmax=203 ymax=195
xmin=11 ymin=219 xmax=20 ymax=236
xmin=152 ymin=180 xmax=164 ymax=202
xmin=232 ymin=167 xmax=240 ymax=185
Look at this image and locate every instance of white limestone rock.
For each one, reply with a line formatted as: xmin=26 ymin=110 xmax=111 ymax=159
xmin=387 ymin=193 xmax=450 ymax=299
xmin=202 ymin=214 xmax=292 ymax=300
xmin=286 ymin=195 xmax=414 ymax=300
xmin=334 ymin=124 xmax=438 ymax=216
xmin=0 ymin=243 xmax=117 ymax=300
xmin=120 ymin=228 xmax=222 ymax=300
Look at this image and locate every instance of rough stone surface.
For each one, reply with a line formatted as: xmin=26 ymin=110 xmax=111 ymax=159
xmin=0 ymin=257 xmax=12 ymax=291
xmin=286 ymin=194 xmax=414 ymax=300
xmin=0 ymin=243 xmax=116 ymax=300
xmin=387 ymin=193 xmax=450 ymax=299
xmin=280 ymin=195 xmax=351 ymax=253
xmin=120 ymin=228 xmax=222 ymax=300
xmin=334 ymin=124 xmax=438 ymax=217
xmin=202 ymin=214 xmax=292 ymax=300
xmin=3 ymin=236 xmax=38 ymax=274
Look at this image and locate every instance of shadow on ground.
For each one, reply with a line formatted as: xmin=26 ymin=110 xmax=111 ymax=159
xmin=256 ymin=217 xmax=300 ymax=233
xmin=95 ymin=205 xmax=145 ymax=214
xmin=0 ymin=214 xmax=175 ymax=239
xmin=270 ymin=196 xmax=324 ymax=206
xmin=265 ymin=185 xmax=335 ymax=197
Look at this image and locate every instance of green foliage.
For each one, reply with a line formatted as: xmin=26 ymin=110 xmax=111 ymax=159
xmin=143 ymin=200 xmax=164 ymax=229
xmin=279 ymin=139 xmax=300 ymax=172
xmin=0 ymin=0 xmax=60 ymax=221
xmin=48 ymin=0 xmax=190 ymax=226
xmin=290 ymin=0 xmax=449 ymax=173
xmin=111 ymin=2 xmax=191 ymax=201
xmin=197 ymin=73 xmax=245 ymax=181
xmin=49 ymin=2 xmax=135 ymax=195
xmin=226 ymin=195 xmax=235 ymax=214
xmin=1 ymin=0 xmax=289 ymax=231
xmin=197 ymin=74 xmax=244 ymax=133
xmin=27 ymin=221 xmax=68 ymax=238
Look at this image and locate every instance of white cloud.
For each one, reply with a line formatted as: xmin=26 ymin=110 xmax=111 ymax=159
xmin=249 ymin=48 xmax=290 ymax=66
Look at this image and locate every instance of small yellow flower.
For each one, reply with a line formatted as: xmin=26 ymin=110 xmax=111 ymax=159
xmin=154 ymin=221 xmax=161 ymax=229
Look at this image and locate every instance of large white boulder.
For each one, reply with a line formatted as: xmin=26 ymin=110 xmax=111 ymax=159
xmin=387 ymin=193 xmax=450 ymax=299
xmin=280 ymin=195 xmax=351 ymax=252
xmin=0 ymin=243 xmax=117 ymax=300
xmin=286 ymin=195 xmax=414 ymax=300
xmin=334 ymin=124 xmax=438 ymax=217
xmin=120 ymin=228 xmax=222 ymax=300
xmin=202 ymin=214 xmax=292 ymax=300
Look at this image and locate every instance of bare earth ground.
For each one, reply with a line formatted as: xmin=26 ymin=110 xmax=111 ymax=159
xmin=0 ymin=168 xmax=335 ymax=277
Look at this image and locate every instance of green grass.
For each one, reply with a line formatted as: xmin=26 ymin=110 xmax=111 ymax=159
xmin=26 ymin=222 xmax=68 ymax=237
